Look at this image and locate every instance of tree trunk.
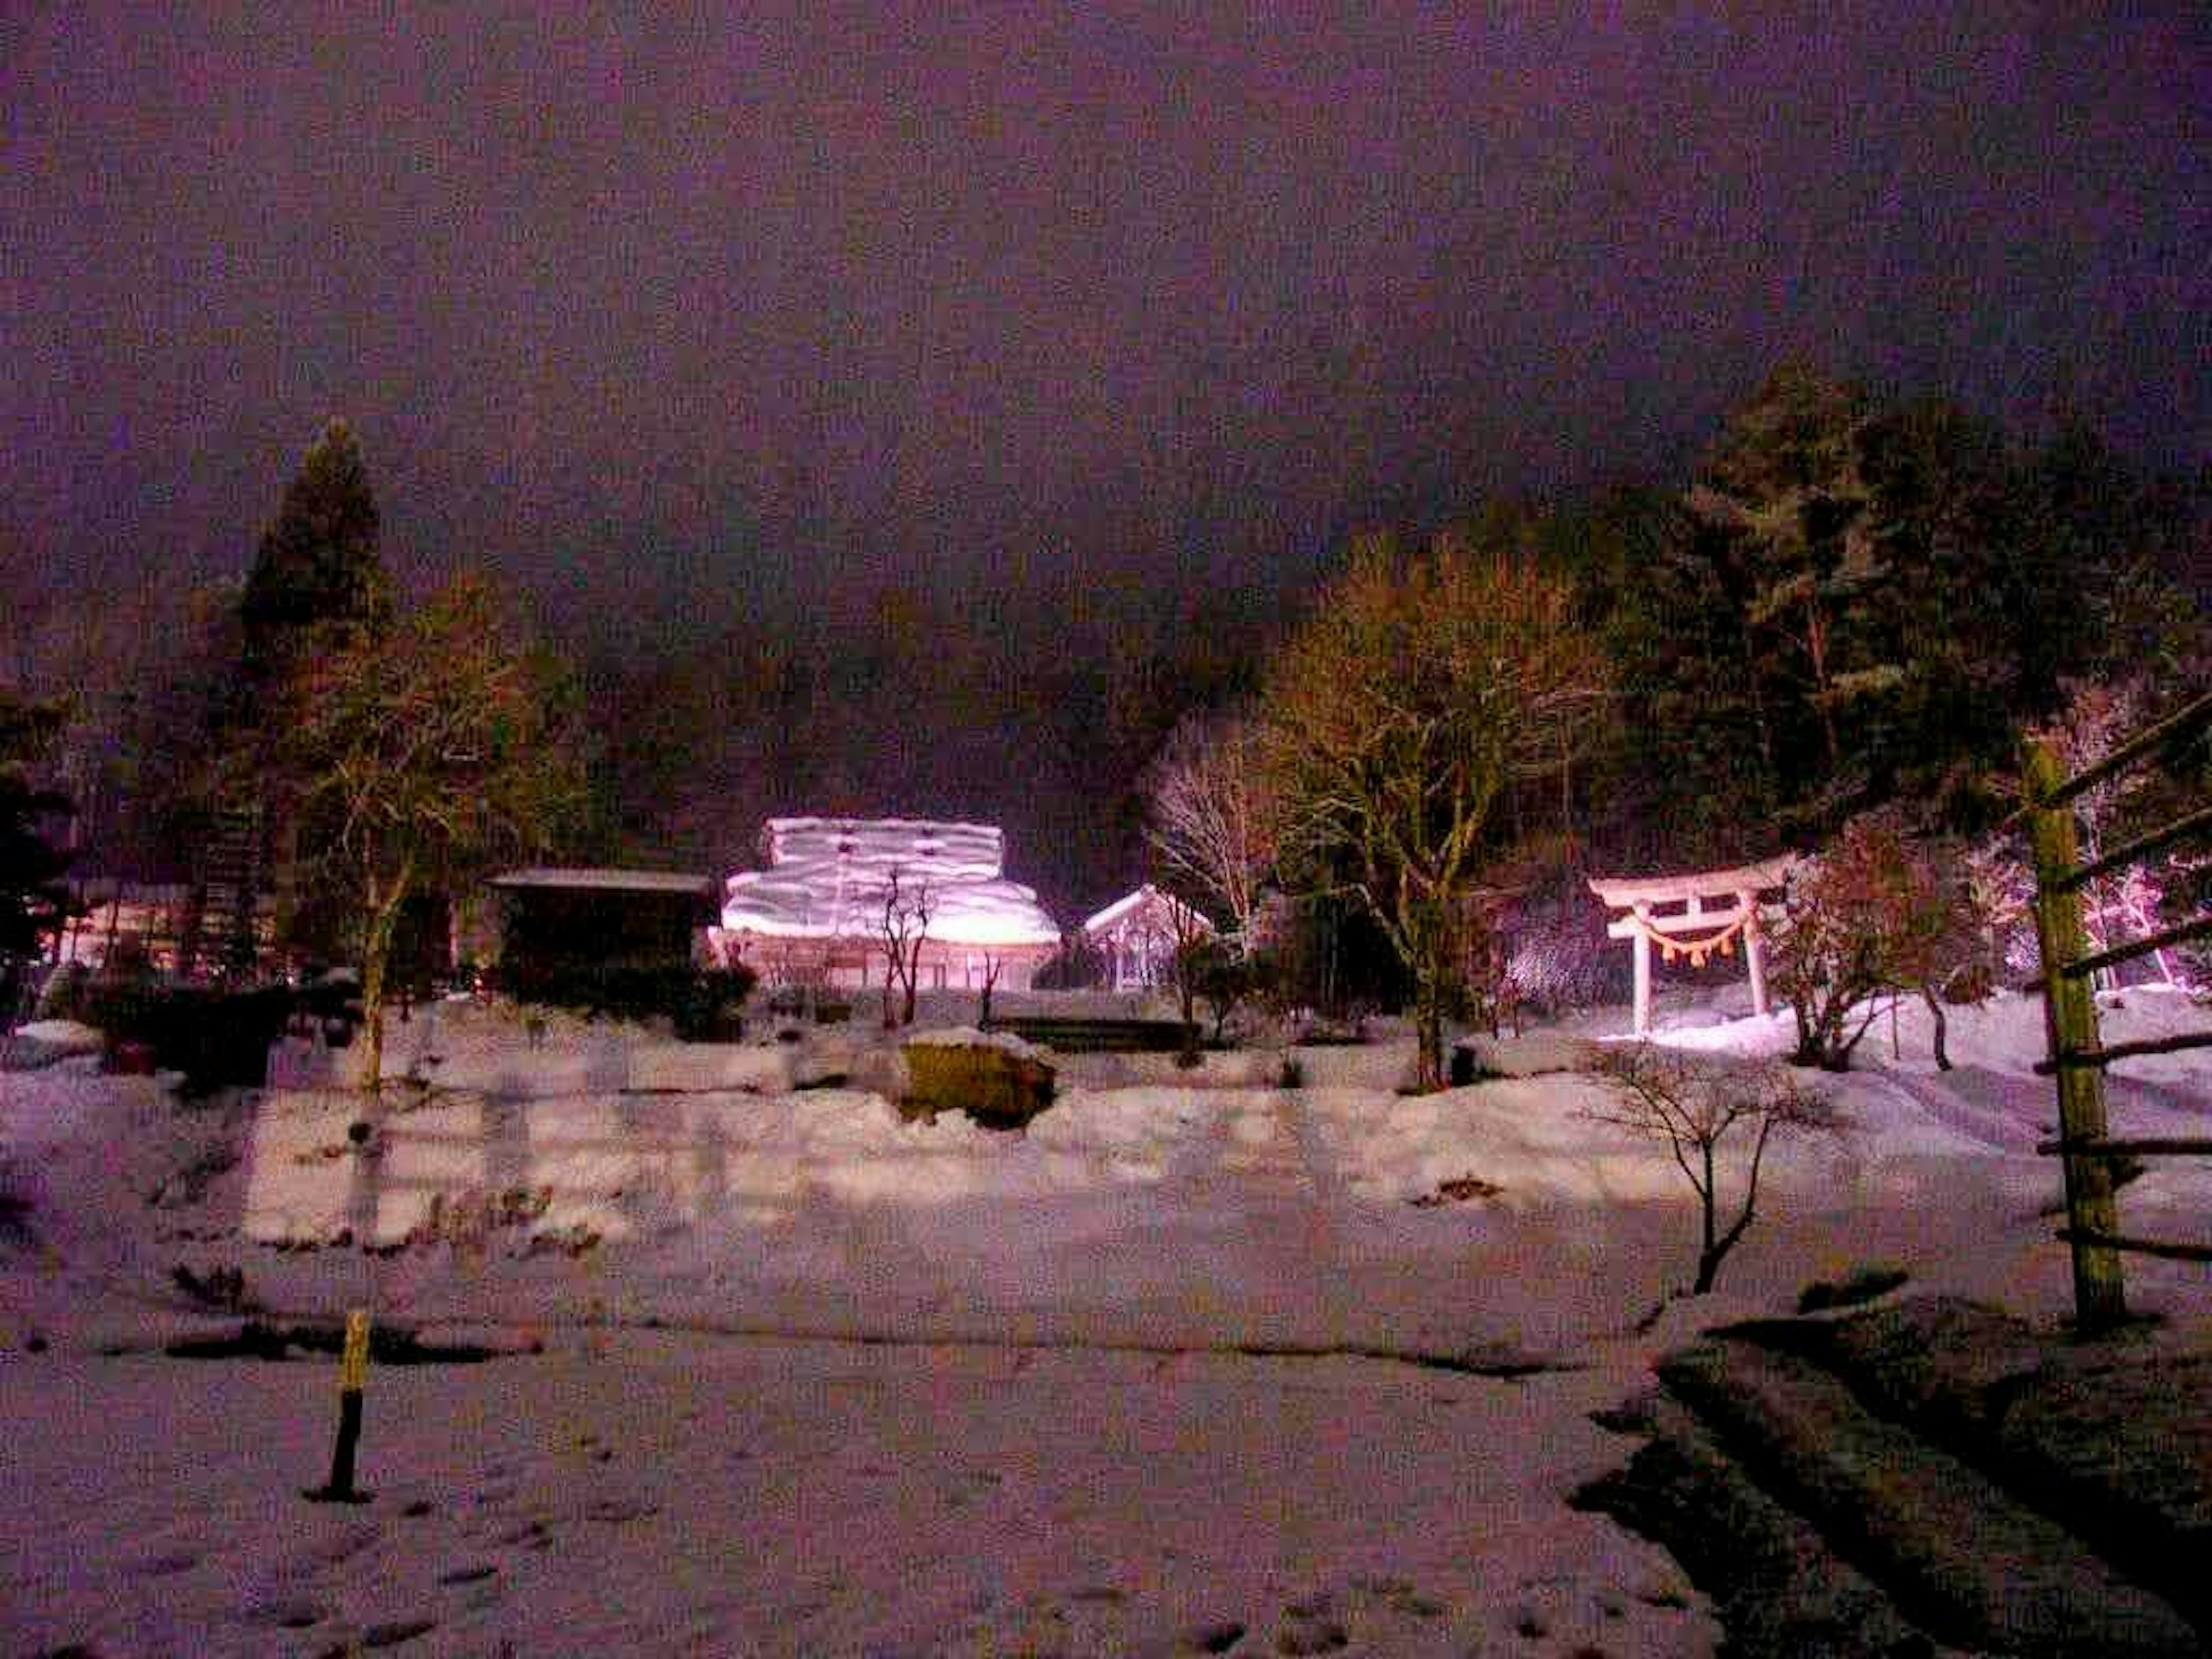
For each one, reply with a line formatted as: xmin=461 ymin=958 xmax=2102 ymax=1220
xmin=1742 ymin=622 xmax=1777 ymax=802
xmin=1921 ymin=984 xmax=1951 ymax=1071
xmin=358 ymin=904 xmax=397 ymax=1094
xmin=1413 ymin=973 xmax=1445 ymax=1093
xmin=1805 ymin=594 xmax=1842 ymax=774
xmin=355 ymin=859 xmax=414 ymax=1096
xmin=1790 ymin=1001 xmax=1822 ymax=1068
xmin=1692 ymin=1145 xmax=1721 ymax=1292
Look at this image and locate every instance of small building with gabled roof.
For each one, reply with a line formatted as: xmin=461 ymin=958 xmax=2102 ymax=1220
xmin=1080 ymin=885 xmax=1213 ymax=991
xmin=487 ymin=868 xmax=720 ymax=982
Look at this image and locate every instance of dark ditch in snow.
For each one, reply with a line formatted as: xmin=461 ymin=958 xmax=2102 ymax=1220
xmin=163 ymin=1321 xmax=505 ymax=1365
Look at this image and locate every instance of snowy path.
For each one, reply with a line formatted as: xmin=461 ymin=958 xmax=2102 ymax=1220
xmin=1877 ymin=1065 xmax=2050 ymax=1153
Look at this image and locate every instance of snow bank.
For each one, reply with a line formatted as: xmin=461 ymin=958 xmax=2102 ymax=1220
xmin=1 ymin=1018 xmax=104 ymax=1071
xmin=266 ymin=999 xmax=794 ymax=1097
xmin=1455 ymin=1030 xmax=1607 ymax=1077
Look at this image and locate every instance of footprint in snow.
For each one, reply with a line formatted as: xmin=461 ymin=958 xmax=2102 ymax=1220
xmin=1179 ymin=1619 xmax=1247 ymax=1654
xmin=124 ymin=1547 xmax=199 ymax=1578
xmin=235 ymin=1590 xmax=327 ymax=1630
xmin=583 ymin=1494 xmax=660 ymax=1524
xmin=359 ymin=1615 xmax=438 ymax=1648
xmin=289 ymin=1518 xmax=382 ymax=1571
xmin=494 ymin=1517 xmax=554 ymax=1550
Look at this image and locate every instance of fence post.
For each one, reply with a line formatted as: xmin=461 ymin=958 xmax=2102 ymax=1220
xmin=2021 ymin=738 xmax=2128 ymax=1332
xmin=305 ymin=1308 xmax=374 ymax=1502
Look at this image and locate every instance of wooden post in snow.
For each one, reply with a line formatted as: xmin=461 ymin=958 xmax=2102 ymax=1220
xmin=2022 ymin=737 xmax=2127 ymax=1332
xmin=305 ymin=1309 xmax=373 ymax=1503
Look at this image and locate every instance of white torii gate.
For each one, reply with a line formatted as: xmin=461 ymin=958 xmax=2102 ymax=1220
xmin=1586 ymin=856 xmax=1798 ymax=1037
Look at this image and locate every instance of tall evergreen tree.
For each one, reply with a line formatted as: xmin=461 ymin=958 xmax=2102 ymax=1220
xmin=238 ymin=418 xmax=391 ymax=691
xmin=1687 ymin=362 xmax=1897 ymax=813
xmin=219 ymin=420 xmax=394 ymax=968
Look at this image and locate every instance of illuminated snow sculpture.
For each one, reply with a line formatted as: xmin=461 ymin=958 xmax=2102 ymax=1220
xmin=715 ymin=818 xmax=1060 ymax=992
xmin=1587 ymin=856 xmax=1797 ymax=1037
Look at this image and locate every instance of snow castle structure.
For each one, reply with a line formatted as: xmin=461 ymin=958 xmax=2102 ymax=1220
xmin=715 ymin=818 xmax=1061 ymax=991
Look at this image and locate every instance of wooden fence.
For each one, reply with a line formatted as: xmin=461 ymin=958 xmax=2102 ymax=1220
xmin=2021 ymin=687 xmax=2212 ymax=1332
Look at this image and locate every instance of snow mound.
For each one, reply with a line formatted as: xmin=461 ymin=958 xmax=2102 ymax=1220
xmin=2 ymin=1020 xmax=105 ymax=1071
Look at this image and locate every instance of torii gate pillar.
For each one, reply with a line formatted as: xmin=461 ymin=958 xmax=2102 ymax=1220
xmin=1630 ymin=903 xmax=1653 ymax=1038
xmin=1740 ymin=889 xmax=1769 ymax=1018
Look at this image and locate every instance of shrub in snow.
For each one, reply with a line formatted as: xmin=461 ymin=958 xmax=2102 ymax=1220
xmin=1771 ymin=809 xmax=1989 ymax=1070
xmin=902 ymin=1033 xmax=1056 ymax=1130
xmin=32 ymin=961 xmax=91 ymax=1022
xmin=1586 ymin=1045 xmax=1839 ymax=1294
xmin=1183 ymin=936 xmax=1274 ymax=1044
xmin=406 ymin=1185 xmax=555 ymax=1255
xmin=1 ymin=1017 xmax=104 ymax=1071
xmin=499 ymin=963 xmax=755 ymax=1040
xmin=77 ymin=982 xmax=298 ymax=1092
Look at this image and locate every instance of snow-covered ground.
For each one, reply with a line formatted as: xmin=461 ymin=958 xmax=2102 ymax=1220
xmin=4 ymin=985 xmax=2210 ymax=1657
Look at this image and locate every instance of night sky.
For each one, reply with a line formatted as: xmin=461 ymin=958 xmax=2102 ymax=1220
xmin=6 ymin=3 xmax=2208 ymax=902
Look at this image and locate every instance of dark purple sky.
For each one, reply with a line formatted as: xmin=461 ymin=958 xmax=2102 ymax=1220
xmin=7 ymin=3 xmax=2208 ymax=652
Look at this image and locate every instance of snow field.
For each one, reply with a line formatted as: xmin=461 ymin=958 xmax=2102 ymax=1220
xmin=5 ymin=983 xmax=2211 ymax=1654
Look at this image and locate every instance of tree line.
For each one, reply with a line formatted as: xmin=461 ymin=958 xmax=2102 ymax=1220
xmin=4 ymin=363 xmax=2205 ymax=1087
xmin=1141 ymin=362 xmax=2208 ymax=1089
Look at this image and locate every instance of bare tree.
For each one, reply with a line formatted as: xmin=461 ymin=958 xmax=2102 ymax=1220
xmin=2038 ymin=676 xmax=2195 ymax=988
xmin=1143 ymin=709 xmax=1278 ymax=955
xmin=976 ymin=949 xmax=1004 ymax=1027
xmin=1261 ymin=531 xmax=1609 ymax=1090
xmin=878 ymin=867 xmax=931 ymax=1029
xmin=1586 ymin=1046 xmax=1840 ymax=1293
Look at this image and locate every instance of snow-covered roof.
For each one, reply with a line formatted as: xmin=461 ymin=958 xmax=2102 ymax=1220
xmin=722 ymin=819 xmax=1059 ymax=948
xmin=491 ymin=868 xmax=718 ymax=896
xmin=1081 ymin=885 xmax=1211 ymax=938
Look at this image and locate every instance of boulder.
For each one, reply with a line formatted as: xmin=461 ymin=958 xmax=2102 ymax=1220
xmin=902 ymin=1028 xmax=1056 ymax=1130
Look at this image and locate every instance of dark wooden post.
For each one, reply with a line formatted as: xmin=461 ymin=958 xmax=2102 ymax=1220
xmin=2022 ymin=738 xmax=2127 ymax=1332
xmin=305 ymin=1308 xmax=374 ymax=1502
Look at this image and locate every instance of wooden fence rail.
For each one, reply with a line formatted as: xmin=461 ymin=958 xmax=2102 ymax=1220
xmin=2021 ymin=692 xmax=2212 ymax=1331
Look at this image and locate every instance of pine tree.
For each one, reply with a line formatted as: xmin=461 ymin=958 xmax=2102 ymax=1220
xmin=238 ymin=418 xmax=391 ymax=691
xmin=218 ymin=421 xmax=395 ymax=970
xmin=1688 ymin=362 xmax=1896 ymax=807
